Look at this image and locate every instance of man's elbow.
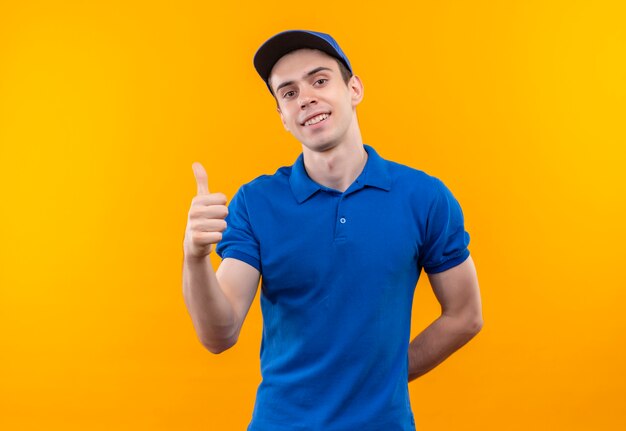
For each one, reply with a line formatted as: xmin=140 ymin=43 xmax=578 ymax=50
xmin=464 ymin=315 xmax=484 ymax=336
xmin=200 ymin=334 xmax=239 ymax=355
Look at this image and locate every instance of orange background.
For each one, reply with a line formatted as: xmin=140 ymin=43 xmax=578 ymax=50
xmin=1 ymin=1 xmax=625 ymax=430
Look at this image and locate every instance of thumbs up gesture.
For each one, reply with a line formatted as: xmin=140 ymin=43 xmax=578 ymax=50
xmin=184 ymin=162 xmax=229 ymax=259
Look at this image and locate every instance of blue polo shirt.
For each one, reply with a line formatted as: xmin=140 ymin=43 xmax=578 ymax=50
xmin=216 ymin=144 xmax=470 ymax=431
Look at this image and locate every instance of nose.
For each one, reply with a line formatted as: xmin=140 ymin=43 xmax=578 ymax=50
xmin=298 ymin=88 xmax=317 ymax=109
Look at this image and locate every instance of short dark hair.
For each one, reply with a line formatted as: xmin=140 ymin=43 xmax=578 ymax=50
xmin=269 ymin=56 xmax=353 ymax=103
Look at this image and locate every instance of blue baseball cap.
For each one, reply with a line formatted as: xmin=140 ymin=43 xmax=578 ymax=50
xmin=253 ymin=30 xmax=353 ymax=94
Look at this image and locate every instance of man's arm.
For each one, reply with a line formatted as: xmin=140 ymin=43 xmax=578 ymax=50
xmin=408 ymin=255 xmax=483 ymax=382
xmin=182 ymin=162 xmax=261 ymax=354
xmin=182 ymin=255 xmax=260 ymax=354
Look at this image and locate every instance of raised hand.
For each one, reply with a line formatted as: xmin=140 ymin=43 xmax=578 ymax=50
xmin=184 ymin=162 xmax=228 ymax=259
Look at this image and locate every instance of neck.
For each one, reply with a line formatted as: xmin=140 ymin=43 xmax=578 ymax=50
xmin=301 ymin=126 xmax=367 ymax=193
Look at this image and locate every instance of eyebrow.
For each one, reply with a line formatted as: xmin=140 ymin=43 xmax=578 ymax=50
xmin=274 ymin=66 xmax=333 ymax=94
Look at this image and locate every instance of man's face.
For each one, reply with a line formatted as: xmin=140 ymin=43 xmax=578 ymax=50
xmin=269 ymin=49 xmax=363 ymax=153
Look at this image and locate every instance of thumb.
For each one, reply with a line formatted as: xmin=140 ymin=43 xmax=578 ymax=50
xmin=192 ymin=162 xmax=210 ymax=195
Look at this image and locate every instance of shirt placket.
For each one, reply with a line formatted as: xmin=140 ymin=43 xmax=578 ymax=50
xmin=334 ymin=193 xmax=348 ymax=242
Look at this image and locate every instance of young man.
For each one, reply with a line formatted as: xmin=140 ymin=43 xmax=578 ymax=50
xmin=183 ymin=30 xmax=483 ymax=431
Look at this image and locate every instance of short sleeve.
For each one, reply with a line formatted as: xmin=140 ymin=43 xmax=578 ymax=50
xmin=215 ymin=185 xmax=262 ymax=272
xmin=419 ymin=177 xmax=471 ymax=274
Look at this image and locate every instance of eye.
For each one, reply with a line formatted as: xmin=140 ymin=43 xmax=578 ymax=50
xmin=315 ymin=78 xmax=328 ymax=85
xmin=283 ymin=90 xmax=296 ymax=99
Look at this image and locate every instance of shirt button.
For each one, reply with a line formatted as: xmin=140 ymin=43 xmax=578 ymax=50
xmin=340 ymin=217 xmax=347 ymax=224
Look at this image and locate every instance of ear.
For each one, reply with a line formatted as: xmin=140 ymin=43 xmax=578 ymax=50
xmin=348 ymin=75 xmax=364 ymax=107
xmin=277 ymin=106 xmax=290 ymax=132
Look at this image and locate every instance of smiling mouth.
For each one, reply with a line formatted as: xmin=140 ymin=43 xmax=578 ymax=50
xmin=302 ymin=113 xmax=330 ymax=127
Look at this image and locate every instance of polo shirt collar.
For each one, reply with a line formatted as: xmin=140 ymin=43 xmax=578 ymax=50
xmin=289 ymin=144 xmax=392 ymax=204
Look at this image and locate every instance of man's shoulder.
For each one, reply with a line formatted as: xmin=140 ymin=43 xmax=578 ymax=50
xmin=383 ymin=157 xmax=441 ymax=194
xmin=237 ymin=164 xmax=293 ymax=194
xmin=385 ymin=158 xmax=430 ymax=179
xmin=382 ymin=157 xmax=464 ymax=214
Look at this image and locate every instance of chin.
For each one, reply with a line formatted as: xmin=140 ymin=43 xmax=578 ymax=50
xmin=302 ymin=139 xmax=338 ymax=153
xmin=301 ymin=132 xmax=341 ymax=151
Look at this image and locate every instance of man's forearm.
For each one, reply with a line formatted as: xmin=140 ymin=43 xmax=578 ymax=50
xmin=182 ymin=254 xmax=238 ymax=353
xmin=408 ymin=314 xmax=482 ymax=382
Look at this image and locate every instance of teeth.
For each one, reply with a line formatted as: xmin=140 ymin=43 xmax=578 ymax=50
xmin=304 ymin=113 xmax=329 ymax=126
